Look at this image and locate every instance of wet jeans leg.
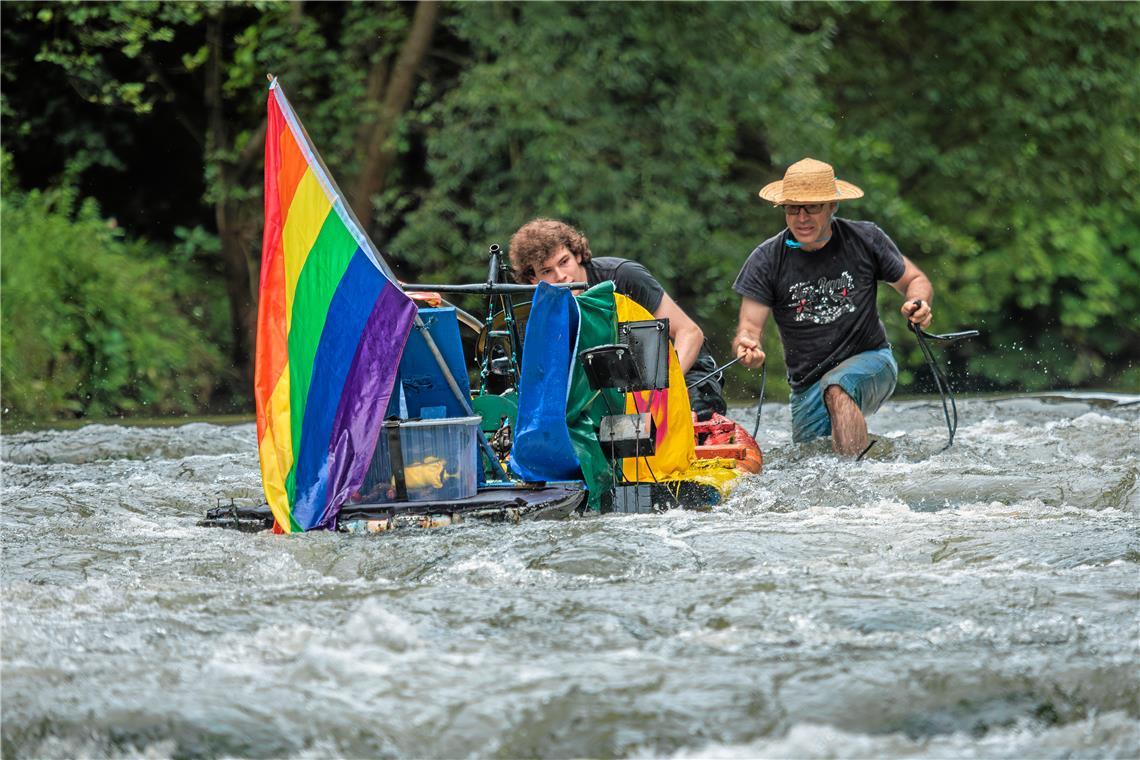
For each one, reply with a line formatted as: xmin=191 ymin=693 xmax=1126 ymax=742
xmin=790 ymin=347 xmax=898 ymax=443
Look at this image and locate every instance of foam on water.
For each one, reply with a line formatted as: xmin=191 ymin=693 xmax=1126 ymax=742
xmin=2 ymin=397 xmax=1138 ymax=758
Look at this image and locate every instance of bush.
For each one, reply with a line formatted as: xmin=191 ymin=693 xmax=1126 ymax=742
xmin=1 ymin=169 xmax=225 ymax=421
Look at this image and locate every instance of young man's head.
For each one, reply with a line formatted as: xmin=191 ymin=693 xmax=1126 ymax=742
xmin=508 ymin=218 xmax=592 ymax=285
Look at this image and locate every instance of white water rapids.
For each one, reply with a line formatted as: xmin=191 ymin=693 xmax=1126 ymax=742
xmin=2 ymin=394 xmax=1137 ymax=758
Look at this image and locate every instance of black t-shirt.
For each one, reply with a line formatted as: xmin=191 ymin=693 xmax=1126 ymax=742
xmin=732 ymin=218 xmax=906 ymax=392
xmin=585 ymin=257 xmax=666 ymax=313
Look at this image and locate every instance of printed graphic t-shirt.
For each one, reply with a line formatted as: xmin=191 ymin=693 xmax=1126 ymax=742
xmin=732 ymin=218 xmax=906 ymax=392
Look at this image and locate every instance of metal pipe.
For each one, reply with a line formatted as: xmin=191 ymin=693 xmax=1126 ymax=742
xmin=685 ymin=356 xmax=742 ymax=390
xmin=485 ymin=244 xmax=502 ymax=287
xmin=401 ymin=282 xmax=587 ymax=295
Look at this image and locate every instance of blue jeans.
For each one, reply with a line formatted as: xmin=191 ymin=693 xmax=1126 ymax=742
xmin=790 ymin=347 xmax=898 ymax=443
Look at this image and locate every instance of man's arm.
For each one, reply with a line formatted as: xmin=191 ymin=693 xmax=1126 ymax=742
xmin=653 ymin=293 xmax=704 ymax=374
xmin=732 ymin=297 xmax=770 ymax=369
xmin=890 ymin=256 xmax=934 ymax=329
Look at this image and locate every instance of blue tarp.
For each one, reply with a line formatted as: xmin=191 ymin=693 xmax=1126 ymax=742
xmin=510 ymin=283 xmax=582 ymax=482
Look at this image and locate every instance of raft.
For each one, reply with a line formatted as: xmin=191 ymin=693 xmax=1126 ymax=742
xmin=202 ymin=277 xmax=763 ymax=534
xmin=202 ymin=482 xmax=587 ymax=533
xmin=202 ymin=411 xmax=760 ymax=534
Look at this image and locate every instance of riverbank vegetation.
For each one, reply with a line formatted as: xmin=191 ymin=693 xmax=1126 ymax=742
xmin=2 ymin=2 xmax=1137 ymax=422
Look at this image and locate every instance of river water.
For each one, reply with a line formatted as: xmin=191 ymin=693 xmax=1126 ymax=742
xmin=2 ymin=394 xmax=1137 ymax=759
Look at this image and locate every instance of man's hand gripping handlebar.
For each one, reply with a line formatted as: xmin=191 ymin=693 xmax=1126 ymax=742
xmin=903 ymin=298 xmax=933 ymax=329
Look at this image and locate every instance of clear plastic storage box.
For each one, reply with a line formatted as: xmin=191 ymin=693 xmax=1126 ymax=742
xmin=363 ymin=416 xmax=481 ymax=502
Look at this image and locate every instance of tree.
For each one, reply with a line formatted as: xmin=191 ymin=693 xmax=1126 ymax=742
xmin=3 ymin=1 xmax=1136 ymax=422
xmin=386 ymin=2 xmax=841 ymax=392
xmin=820 ymin=1 xmax=1140 ymax=389
xmin=2 ymin=1 xmax=443 ymax=386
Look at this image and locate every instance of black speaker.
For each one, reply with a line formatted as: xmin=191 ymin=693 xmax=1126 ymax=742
xmin=579 ymin=344 xmax=644 ymax=393
xmin=598 ymin=412 xmax=657 ymax=459
xmin=618 ymin=319 xmax=669 ymax=391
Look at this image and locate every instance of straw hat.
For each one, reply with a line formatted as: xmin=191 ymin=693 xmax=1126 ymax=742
xmin=758 ymin=157 xmax=864 ymax=204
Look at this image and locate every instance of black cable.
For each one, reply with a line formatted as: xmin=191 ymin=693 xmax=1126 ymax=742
xmin=912 ymin=323 xmax=954 ymax=449
xmin=596 ymin=387 xmax=682 ymax=511
xmin=751 ymin=363 xmax=767 ymax=441
xmin=686 ymin=356 xmax=741 ymax=391
xmin=628 ymin=404 xmax=683 ymax=511
xmin=628 ymin=454 xmax=682 ymax=511
xmin=910 ymin=322 xmax=978 ymax=451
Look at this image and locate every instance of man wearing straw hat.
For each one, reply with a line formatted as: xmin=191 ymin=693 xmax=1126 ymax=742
xmin=731 ymin=158 xmax=933 ymax=457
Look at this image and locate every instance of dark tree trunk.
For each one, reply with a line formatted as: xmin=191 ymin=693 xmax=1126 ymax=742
xmin=206 ymin=12 xmax=257 ymax=388
xmin=349 ymin=1 xmax=441 ymax=228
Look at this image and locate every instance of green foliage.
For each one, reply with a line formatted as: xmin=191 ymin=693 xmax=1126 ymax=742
xmin=3 ymin=2 xmax=209 ymax=185
xmin=32 ymin=2 xmax=201 ymax=112
xmin=2 ymin=0 xmax=1138 ymax=427
xmin=1 ymin=164 xmax=225 ymax=421
xmin=390 ymin=2 xmax=1138 ymax=394
xmin=217 ymin=2 xmax=430 ymax=202
xmin=390 ymin=3 xmax=838 ymax=367
xmin=824 ymin=1 xmax=1140 ymax=391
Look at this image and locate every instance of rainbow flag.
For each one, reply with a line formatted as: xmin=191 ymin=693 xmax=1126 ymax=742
xmin=256 ymin=78 xmax=417 ymax=532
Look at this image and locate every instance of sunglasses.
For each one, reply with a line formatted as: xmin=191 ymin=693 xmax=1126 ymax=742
xmin=782 ymin=204 xmax=827 ymax=215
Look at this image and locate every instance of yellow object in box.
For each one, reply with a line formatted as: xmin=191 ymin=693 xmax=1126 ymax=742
xmin=362 ymin=416 xmax=481 ymax=502
xmin=400 ymin=457 xmax=447 ymax=490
